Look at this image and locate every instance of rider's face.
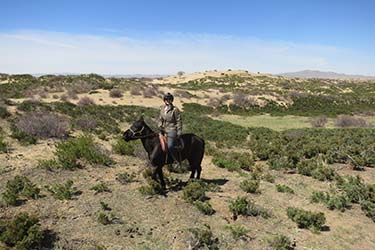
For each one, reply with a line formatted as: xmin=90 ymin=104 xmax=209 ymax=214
xmin=164 ymin=99 xmax=172 ymax=105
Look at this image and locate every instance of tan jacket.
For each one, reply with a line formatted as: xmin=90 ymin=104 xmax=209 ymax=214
xmin=158 ymin=104 xmax=182 ymax=135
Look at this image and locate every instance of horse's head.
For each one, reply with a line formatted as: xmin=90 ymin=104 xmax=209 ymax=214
xmin=123 ymin=117 xmax=146 ymax=141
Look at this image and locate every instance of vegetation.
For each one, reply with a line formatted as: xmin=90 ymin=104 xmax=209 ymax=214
xmin=229 ymin=196 xmax=270 ymax=219
xmin=1 ymin=176 xmax=40 ymax=206
xmin=225 ymin=224 xmax=249 ymax=240
xmin=188 ymin=225 xmax=219 ymax=250
xmin=46 ymin=180 xmax=80 ymax=200
xmin=90 ymin=182 xmax=111 ymax=194
xmin=268 ymin=234 xmax=295 ymax=250
xmin=276 ymin=184 xmax=295 ymax=194
xmin=240 ymin=179 xmax=260 ymax=193
xmin=286 ymin=207 xmax=326 ymax=232
xmin=116 ymin=172 xmax=136 ymax=184
xmin=0 ymin=213 xmax=44 ymax=250
xmin=55 ymin=134 xmax=114 ymax=170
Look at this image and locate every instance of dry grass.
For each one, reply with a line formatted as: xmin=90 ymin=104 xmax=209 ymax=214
xmin=15 ymin=111 xmax=70 ymax=139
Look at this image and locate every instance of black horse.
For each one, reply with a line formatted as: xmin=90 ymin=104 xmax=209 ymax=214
xmin=123 ymin=117 xmax=205 ymax=188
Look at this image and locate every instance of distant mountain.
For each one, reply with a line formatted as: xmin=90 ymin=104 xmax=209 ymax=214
xmin=278 ymin=70 xmax=375 ymax=80
xmin=30 ymin=73 xmax=169 ymax=78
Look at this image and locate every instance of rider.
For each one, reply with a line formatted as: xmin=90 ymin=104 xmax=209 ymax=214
xmin=158 ymin=92 xmax=182 ymax=167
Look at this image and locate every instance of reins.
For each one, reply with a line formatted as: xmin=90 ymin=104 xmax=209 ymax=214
xmin=129 ymin=126 xmax=158 ymax=139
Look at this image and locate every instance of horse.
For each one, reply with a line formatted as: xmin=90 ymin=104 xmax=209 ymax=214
xmin=123 ymin=117 xmax=205 ymax=188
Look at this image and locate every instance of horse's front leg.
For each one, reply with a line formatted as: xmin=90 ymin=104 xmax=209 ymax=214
xmin=156 ymin=166 xmax=166 ymax=189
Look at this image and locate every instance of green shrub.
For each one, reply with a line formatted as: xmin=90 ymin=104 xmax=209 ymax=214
xmin=47 ymin=180 xmax=80 ymax=200
xmin=336 ymin=175 xmax=375 ymax=203
xmin=0 ymin=213 xmax=44 ymax=250
xmin=311 ymin=166 xmax=337 ymax=181
xmin=138 ymin=179 xmax=165 ymax=196
xmin=0 ymin=106 xmax=10 ymax=119
xmin=188 ymin=225 xmax=219 ymax=250
xmin=112 ymin=138 xmax=137 ymax=156
xmin=310 ymin=191 xmax=351 ymax=212
xmin=91 ymin=182 xmax=111 ymax=194
xmin=55 ymin=134 xmax=114 ymax=170
xmin=100 ymin=201 xmax=111 ymax=211
xmin=182 ymin=181 xmax=207 ymax=203
xmin=193 ymin=201 xmax=215 ymax=215
xmin=37 ymin=159 xmax=60 ymax=171
xmin=0 ymin=136 xmax=7 ymax=153
xmin=225 ymin=224 xmax=249 ymax=240
xmin=1 ymin=176 xmax=40 ymax=206
xmin=268 ymin=234 xmax=295 ymax=250
xmin=229 ymin=197 xmax=270 ymax=219
xmin=276 ymin=184 xmax=295 ymax=194
xmin=116 ymin=172 xmax=136 ymax=184
xmin=286 ymin=207 xmax=326 ymax=232
xmin=262 ymin=173 xmax=276 ymax=183
xmin=10 ymin=127 xmax=37 ymax=145
xmin=97 ymin=212 xmax=115 ymax=225
xmin=360 ymin=201 xmax=375 ymax=222
xmin=212 ymin=156 xmax=239 ymax=172
xmin=240 ymin=179 xmax=260 ymax=193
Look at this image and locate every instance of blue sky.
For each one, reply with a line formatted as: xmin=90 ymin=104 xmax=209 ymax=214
xmin=1 ymin=0 xmax=374 ymax=75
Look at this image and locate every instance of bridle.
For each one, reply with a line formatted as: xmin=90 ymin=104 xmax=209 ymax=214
xmin=128 ymin=125 xmax=157 ymax=139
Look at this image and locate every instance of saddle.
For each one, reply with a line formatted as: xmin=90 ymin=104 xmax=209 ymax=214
xmin=159 ymin=134 xmax=184 ymax=152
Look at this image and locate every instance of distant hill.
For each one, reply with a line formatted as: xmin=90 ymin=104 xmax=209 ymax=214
xmin=278 ymin=70 xmax=375 ymax=80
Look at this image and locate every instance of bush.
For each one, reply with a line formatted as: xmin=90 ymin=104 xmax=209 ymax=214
xmin=129 ymin=85 xmax=142 ymax=95
xmin=0 ymin=136 xmax=7 ymax=153
xmin=229 ymin=197 xmax=270 ymax=219
xmin=97 ymin=212 xmax=115 ymax=225
xmin=360 ymin=201 xmax=375 ymax=222
xmin=138 ymin=179 xmax=165 ymax=196
xmin=10 ymin=127 xmax=37 ymax=145
xmin=276 ymin=184 xmax=295 ymax=194
xmin=286 ymin=207 xmax=326 ymax=232
xmin=310 ymin=191 xmax=351 ymax=211
xmin=334 ymin=115 xmax=370 ymax=128
xmin=240 ymin=179 xmax=260 ymax=193
xmin=15 ymin=112 xmax=69 ymax=139
xmin=310 ymin=116 xmax=328 ymax=128
xmin=268 ymin=234 xmax=295 ymax=250
xmin=74 ymin=116 xmax=97 ymax=131
xmin=116 ymin=172 xmax=136 ymax=184
xmin=336 ymin=175 xmax=375 ymax=204
xmin=37 ymin=159 xmax=60 ymax=171
xmin=109 ymin=88 xmax=123 ymax=98
xmin=143 ymin=87 xmax=157 ymax=98
xmin=112 ymin=138 xmax=137 ymax=156
xmin=182 ymin=181 xmax=206 ymax=203
xmin=77 ymin=96 xmax=95 ymax=106
xmin=0 ymin=106 xmax=10 ymax=119
xmin=232 ymin=93 xmax=257 ymax=108
xmin=1 ymin=176 xmax=40 ymax=206
xmin=193 ymin=201 xmax=215 ymax=215
xmin=225 ymin=224 xmax=249 ymax=240
xmin=47 ymin=180 xmax=80 ymax=200
xmin=0 ymin=213 xmax=44 ymax=249
xmin=188 ymin=225 xmax=219 ymax=250
xmin=90 ymin=182 xmax=111 ymax=194
xmin=55 ymin=134 xmax=114 ymax=169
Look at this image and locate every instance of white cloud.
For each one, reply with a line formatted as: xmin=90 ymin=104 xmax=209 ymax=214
xmin=0 ymin=30 xmax=373 ymax=75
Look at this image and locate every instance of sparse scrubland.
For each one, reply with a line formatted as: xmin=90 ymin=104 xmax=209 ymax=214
xmin=1 ymin=71 xmax=375 ymax=249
